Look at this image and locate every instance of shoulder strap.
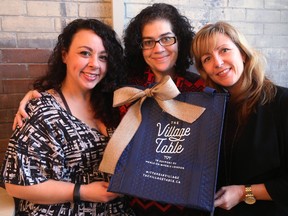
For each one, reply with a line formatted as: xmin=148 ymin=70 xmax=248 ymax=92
xmin=55 ymin=89 xmax=72 ymax=115
xmin=106 ymin=127 xmax=115 ymax=138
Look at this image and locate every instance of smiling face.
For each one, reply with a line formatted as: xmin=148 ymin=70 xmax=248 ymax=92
xmin=141 ymin=19 xmax=178 ymax=82
xmin=200 ymin=33 xmax=246 ymax=93
xmin=62 ymin=29 xmax=108 ymax=92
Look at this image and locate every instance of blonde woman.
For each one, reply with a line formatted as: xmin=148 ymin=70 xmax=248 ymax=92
xmin=192 ymin=21 xmax=288 ymax=216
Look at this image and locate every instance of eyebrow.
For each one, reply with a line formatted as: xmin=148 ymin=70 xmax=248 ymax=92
xmin=78 ymin=46 xmax=107 ymax=54
xmin=202 ymin=43 xmax=232 ymax=56
xmin=216 ymin=43 xmax=234 ymax=50
xmin=142 ymin=32 xmax=174 ymax=40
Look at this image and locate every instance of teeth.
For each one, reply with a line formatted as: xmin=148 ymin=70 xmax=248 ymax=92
xmin=219 ymin=68 xmax=229 ymax=75
xmin=83 ymin=72 xmax=99 ymax=77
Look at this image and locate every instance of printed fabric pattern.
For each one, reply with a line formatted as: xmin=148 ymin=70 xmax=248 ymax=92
xmin=1 ymin=92 xmax=134 ymax=216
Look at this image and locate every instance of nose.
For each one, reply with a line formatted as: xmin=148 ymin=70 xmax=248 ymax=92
xmin=214 ymin=55 xmax=224 ymax=68
xmin=88 ymin=55 xmax=100 ymax=69
xmin=153 ymin=41 xmax=165 ymax=52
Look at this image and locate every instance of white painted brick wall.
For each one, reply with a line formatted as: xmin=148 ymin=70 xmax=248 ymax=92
xmin=79 ymin=2 xmax=111 ymax=20
xmin=27 ymin=2 xmax=62 ymax=17
xmin=0 ymin=0 xmax=26 ymax=15
xmin=2 ymin=17 xmax=55 ymax=32
xmin=0 ymin=0 xmax=112 ymax=50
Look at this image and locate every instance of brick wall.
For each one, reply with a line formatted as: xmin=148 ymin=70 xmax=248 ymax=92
xmin=0 ymin=0 xmax=112 ymax=167
xmin=0 ymin=49 xmax=50 ymax=162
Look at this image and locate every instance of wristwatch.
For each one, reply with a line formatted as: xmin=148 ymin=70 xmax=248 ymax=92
xmin=244 ymin=185 xmax=256 ymax=204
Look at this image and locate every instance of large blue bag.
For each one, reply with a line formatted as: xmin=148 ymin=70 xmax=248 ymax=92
xmin=100 ymin=78 xmax=228 ymax=213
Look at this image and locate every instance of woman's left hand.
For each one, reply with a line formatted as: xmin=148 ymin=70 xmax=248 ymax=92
xmin=214 ymin=185 xmax=245 ymax=210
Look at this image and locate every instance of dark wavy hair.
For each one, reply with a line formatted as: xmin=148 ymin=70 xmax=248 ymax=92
xmin=124 ymin=3 xmax=195 ymax=79
xmin=33 ymin=19 xmax=125 ymax=127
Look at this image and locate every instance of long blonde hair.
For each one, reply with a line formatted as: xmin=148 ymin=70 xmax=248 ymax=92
xmin=192 ymin=21 xmax=276 ymax=124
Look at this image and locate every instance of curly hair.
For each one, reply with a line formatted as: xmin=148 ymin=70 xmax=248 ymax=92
xmin=33 ymin=19 xmax=125 ymax=127
xmin=123 ymin=3 xmax=195 ymax=79
xmin=192 ymin=21 xmax=277 ymax=124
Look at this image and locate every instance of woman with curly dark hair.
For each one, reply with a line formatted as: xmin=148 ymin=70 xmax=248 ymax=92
xmin=124 ymin=3 xmax=195 ymax=80
xmin=121 ymin=3 xmax=207 ymax=216
xmin=1 ymin=19 xmax=134 ymax=215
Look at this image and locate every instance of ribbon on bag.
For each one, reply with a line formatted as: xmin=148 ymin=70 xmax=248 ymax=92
xmin=99 ymin=76 xmax=206 ymax=174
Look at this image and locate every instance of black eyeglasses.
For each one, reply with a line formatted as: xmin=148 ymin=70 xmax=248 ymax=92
xmin=140 ymin=36 xmax=177 ymax=50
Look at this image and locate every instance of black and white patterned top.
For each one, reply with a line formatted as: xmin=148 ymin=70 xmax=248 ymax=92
xmin=1 ymin=92 xmax=134 ymax=216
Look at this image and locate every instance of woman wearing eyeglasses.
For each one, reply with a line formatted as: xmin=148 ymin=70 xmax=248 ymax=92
xmin=124 ymin=4 xmax=205 ymax=92
xmin=122 ymin=3 xmax=206 ymax=216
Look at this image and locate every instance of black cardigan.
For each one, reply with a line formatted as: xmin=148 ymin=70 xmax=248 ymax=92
xmin=215 ymin=86 xmax=288 ymax=216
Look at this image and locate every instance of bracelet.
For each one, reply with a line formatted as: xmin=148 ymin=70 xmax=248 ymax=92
xmin=73 ymin=183 xmax=81 ymax=203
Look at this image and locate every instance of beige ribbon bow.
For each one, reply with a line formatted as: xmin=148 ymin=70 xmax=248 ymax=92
xmin=99 ymin=75 xmax=206 ymax=174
